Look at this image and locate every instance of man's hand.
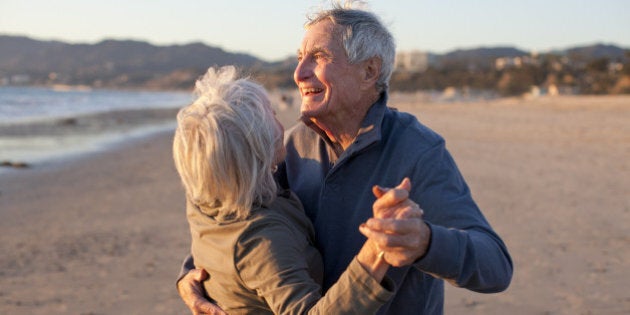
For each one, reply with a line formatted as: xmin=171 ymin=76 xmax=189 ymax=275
xmin=371 ymin=178 xmax=412 ymax=219
xmin=359 ymin=178 xmax=431 ymax=267
xmin=177 ymin=269 xmax=226 ymax=315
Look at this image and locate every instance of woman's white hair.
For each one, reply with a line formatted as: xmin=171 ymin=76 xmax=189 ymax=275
xmin=306 ymin=0 xmax=396 ymax=93
xmin=173 ymin=66 xmax=279 ymax=221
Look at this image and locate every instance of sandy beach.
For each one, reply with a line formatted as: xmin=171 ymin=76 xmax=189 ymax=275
xmin=1 ymin=94 xmax=628 ymax=314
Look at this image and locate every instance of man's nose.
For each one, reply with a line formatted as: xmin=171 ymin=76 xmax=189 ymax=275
xmin=294 ymin=59 xmax=312 ymax=83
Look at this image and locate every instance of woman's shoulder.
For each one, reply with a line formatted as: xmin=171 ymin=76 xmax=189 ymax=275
xmin=235 ymin=193 xmax=315 ymax=268
xmin=245 ymin=192 xmax=310 ymax=237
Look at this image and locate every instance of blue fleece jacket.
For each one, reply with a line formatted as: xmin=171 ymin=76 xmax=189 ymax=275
xmin=277 ymin=92 xmax=513 ymax=314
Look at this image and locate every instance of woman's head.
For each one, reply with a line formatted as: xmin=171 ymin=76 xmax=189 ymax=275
xmin=173 ymin=66 xmax=283 ymax=221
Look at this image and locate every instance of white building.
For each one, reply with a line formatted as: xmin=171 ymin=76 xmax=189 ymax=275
xmin=395 ymin=50 xmax=429 ymax=72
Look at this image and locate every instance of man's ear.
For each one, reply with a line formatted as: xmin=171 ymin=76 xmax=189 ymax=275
xmin=360 ymin=57 xmax=382 ymax=90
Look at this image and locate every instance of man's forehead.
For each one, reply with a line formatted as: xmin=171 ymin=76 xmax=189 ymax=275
xmin=298 ymin=22 xmax=339 ymax=53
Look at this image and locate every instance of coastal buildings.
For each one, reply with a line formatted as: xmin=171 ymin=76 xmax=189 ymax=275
xmin=395 ymin=50 xmax=430 ymax=72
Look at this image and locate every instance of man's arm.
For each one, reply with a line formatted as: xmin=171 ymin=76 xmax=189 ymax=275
xmin=413 ymin=144 xmax=513 ymax=292
xmin=360 ymin=143 xmax=513 ymax=293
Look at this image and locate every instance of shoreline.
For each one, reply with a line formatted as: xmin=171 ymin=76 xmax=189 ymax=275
xmin=0 ymin=107 xmax=181 ymax=172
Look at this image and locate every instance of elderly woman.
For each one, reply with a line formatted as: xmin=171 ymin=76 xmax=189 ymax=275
xmin=172 ymin=66 xmax=393 ymax=314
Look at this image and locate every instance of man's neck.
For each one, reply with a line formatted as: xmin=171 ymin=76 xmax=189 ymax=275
xmin=312 ymin=117 xmax=360 ymax=150
xmin=307 ymin=92 xmax=381 ymax=154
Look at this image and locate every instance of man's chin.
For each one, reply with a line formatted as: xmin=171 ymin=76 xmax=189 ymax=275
xmin=299 ymin=108 xmax=318 ymax=119
xmin=300 ymin=103 xmax=326 ymax=118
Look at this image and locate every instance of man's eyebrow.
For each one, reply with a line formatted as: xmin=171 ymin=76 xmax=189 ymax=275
xmin=298 ymin=46 xmax=327 ymax=56
xmin=312 ymin=47 xmax=327 ymax=54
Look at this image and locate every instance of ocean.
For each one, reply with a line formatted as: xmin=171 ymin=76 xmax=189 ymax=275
xmin=0 ymin=86 xmax=193 ymax=169
xmin=0 ymin=86 xmax=192 ymax=123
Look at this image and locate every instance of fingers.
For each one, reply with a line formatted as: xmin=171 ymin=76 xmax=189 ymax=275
xmin=360 ymin=221 xmax=415 ymax=249
xmin=372 ymin=189 xmax=409 ymax=217
xmin=359 ymin=217 xmax=431 ymax=267
xmin=177 ymin=270 xmax=200 ymax=296
xmin=372 ymin=184 xmax=388 ymax=198
xmin=372 ymin=177 xmax=411 ymax=199
xmin=372 ymin=178 xmax=414 ymax=219
xmin=178 ymin=269 xmax=226 ymax=315
xmin=367 ymin=178 xmax=429 ymax=267
xmin=396 ymin=177 xmax=411 ymax=192
xmin=394 ymin=204 xmax=424 ymax=219
xmin=194 ymin=300 xmax=227 ymax=315
xmin=189 ymin=268 xmax=209 ymax=282
xmin=359 ymin=223 xmax=418 ymax=267
xmin=373 ymin=199 xmax=421 ymax=221
xmin=366 ymin=218 xmax=423 ymax=240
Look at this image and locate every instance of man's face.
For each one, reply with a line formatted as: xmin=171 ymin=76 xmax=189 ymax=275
xmin=294 ymin=20 xmax=364 ymax=122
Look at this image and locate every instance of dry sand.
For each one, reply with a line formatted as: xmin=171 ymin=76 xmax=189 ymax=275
xmin=0 ymin=94 xmax=628 ymax=314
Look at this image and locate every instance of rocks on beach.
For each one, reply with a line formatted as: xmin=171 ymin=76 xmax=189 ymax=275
xmin=0 ymin=160 xmax=30 ymax=169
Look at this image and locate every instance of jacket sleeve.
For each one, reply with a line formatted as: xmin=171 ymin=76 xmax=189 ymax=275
xmin=411 ymin=141 xmax=513 ymax=293
xmin=176 ymin=254 xmax=195 ymax=284
xmin=236 ymin=218 xmax=394 ymax=315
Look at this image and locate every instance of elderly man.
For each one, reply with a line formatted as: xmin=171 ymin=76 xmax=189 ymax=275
xmin=178 ymin=2 xmax=512 ymax=314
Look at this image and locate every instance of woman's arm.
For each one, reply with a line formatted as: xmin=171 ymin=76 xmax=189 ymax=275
xmin=237 ymin=219 xmax=393 ymax=315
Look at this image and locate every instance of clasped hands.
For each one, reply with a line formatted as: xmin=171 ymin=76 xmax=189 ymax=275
xmin=359 ymin=178 xmax=431 ymax=267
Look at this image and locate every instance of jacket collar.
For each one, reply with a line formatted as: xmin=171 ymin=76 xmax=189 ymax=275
xmin=301 ymin=92 xmax=388 ymax=160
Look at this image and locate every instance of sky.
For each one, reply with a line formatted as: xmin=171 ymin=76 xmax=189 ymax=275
xmin=1 ymin=0 xmax=629 ymax=62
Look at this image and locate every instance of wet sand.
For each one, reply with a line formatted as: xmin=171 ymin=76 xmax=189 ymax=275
xmin=0 ymin=107 xmax=181 ymax=167
xmin=0 ymin=94 xmax=628 ymax=314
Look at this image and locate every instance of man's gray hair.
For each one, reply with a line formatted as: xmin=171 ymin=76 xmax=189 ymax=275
xmin=306 ymin=0 xmax=396 ymax=92
xmin=173 ymin=66 xmax=278 ymax=222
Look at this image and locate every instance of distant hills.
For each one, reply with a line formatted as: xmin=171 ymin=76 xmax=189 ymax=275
xmin=0 ymin=34 xmax=628 ymax=91
xmin=426 ymin=44 xmax=628 ymax=70
xmin=0 ymin=35 xmax=264 ymax=89
xmin=435 ymin=46 xmax=529 ymax=68
xmin=0 ymin=35 xmax=261 ymax=72
xmin=565 ymin=44 xmax=628 ymax=61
